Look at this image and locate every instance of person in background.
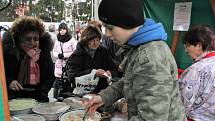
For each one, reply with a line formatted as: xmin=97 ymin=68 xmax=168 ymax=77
xmin=52 ymin=22 xmax=77 ymax=98
xmin=53 ymin=23 xmax=77 ymax=78
xmin=48 ymin=24 xmax=58 ymax=63
xmin=88 ymin=20 xmax=102 ymax=31
xmin=179 ymin=25 xmax=215 ymax=121
xmin=3 ymin=16 xmax=55 ymax=102
xmin=75 ymin=21 xmax=81 ymax=41
xmin=65 ymin=25 xmax=119 ymax=95
xmin=88 ymin=20 xmax=123 ymax=76
xmin=82 ymin=0 xmax=186 ymax=120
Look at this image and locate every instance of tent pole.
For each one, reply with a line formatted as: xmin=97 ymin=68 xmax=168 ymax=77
xmin=210 ymin=0 xmax=215 ymax=16
xmin=171 ymin=31 xmax=180 ymax=56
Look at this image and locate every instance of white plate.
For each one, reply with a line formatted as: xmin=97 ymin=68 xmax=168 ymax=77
xmin=32 ymin=102 xmax=70 ymax=120
xmin=32 ymin=102 xmax=70 ymax=114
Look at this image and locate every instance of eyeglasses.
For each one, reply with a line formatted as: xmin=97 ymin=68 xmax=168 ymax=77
xmin=20 ymin=35 xmax=39 ymax=45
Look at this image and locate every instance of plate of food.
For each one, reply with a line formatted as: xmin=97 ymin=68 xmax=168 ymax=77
xmin=9 ymin=98 xmax=38 ymax=116
xmin=59 ymin=110 xmax=101 ymax=121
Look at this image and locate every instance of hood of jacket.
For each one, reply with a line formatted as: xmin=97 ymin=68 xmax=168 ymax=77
xmin=127 ymin=18 xmax=167 ymax=46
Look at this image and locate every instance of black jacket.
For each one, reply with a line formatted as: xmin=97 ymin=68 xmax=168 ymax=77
xmin=3 ymin=32 xmax=55 ymax=102
xmin=102 ymin=36 xmax=123 ymax=66
xmin=66 ymin=42 xmax=119 ymax=93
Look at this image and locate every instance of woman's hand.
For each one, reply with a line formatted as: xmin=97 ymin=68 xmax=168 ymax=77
xmin=118 ymin=64 xmax=123 ymax=72
xmin=104 ymin=71 xmax=112 ymax=83
xmin=105 ymin=70 xmax=112 ymax=77
xmin=9 ymin=80 xmax=23 ymax=91
xmin=95 ymin=69 xmax=106 ymax=77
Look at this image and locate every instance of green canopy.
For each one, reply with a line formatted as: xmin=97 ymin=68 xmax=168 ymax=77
xmin=144 ymin=0 xmax=215 ymax=69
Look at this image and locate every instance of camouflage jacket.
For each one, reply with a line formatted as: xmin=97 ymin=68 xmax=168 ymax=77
xmin=99 ymin=41 xmax=186 ymax=121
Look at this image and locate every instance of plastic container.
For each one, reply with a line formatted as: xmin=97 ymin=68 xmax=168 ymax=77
xmin=32 ymin=102 xmax=70 ymax=121
xmin=63 ymin=97 xmax=85 ymax=110
xmin=9 ymin=98 xmax=38 ymax=116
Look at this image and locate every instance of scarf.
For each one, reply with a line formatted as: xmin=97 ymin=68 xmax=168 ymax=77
xmin=84 ymin=47 xmax=97 ymax=58
xmin=195 ymin=51 xmax=215 ymax=62
xmin=57 ymin=32 xmax=72 ymax=43
xmin=18 ymin=46 xmax=41 ymax=85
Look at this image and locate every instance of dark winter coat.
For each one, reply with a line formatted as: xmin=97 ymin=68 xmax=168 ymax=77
xmin=66 ymin=42 xmax=119 ymax=93
xmin=101 ymin=36 xmax=122 ymax=66
xmin=3 ymin=32 xmax=55 ymax=102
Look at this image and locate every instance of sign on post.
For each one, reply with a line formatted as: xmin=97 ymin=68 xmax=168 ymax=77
xmin=173 ymin=2 xmax=192 ymax=31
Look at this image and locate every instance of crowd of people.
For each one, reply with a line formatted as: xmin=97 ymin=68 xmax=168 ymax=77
xmin=2 ymin=0 xmax=215 ymax=120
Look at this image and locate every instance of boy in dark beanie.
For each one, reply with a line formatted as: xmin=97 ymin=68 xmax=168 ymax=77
xmin=83 ymin=0 xmax=186 ymax=120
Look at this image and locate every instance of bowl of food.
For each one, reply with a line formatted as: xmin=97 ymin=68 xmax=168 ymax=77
xmin=32 ymin=102 xmax=70 ymax=121
xmin=9 ymin=98 xmax=38 ymax=116
xmin=11 ymin=114 xmax=45 ymax=121
xmin=59 ymin=109 xmax=101 ymax=121
xmin=63 ymin=97 xmax=85 ymax=110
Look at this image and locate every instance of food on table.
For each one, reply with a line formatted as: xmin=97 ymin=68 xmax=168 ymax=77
xmin=9 ymin=99 xmax=38 ymax=111
xmin=60 ymin=110 xmax=101 ymax=121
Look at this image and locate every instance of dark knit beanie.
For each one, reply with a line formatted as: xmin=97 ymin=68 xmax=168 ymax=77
xmin=58 ymin=23 xmax=68 ymax=31
xmin=98 ymin=0 xmax=144 ymax=29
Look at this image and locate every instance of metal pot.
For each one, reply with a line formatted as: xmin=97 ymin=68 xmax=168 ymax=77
xmin=9 ymin=98 xmax=38 ymax=116
xmin=32 ymin=102 xmax=70 ymax=121
xmin=63 ymin=97 xmax=85 ymax=110
xmin=11 ymin=114 xmax=45 ymax=121
xmin=10 ymin=108 xmax=32 ymax=116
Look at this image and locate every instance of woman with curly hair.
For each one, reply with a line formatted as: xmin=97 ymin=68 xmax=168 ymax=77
xmin=3 ymin=16 xmax=55 ymax=102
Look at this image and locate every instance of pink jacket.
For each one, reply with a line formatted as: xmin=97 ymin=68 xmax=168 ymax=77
xmin=53 ymin=37 xmax=77 ymax=77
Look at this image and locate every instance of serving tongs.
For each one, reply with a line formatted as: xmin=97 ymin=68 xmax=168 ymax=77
xmin=82 ymin=108 xmax=89 ymax=121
